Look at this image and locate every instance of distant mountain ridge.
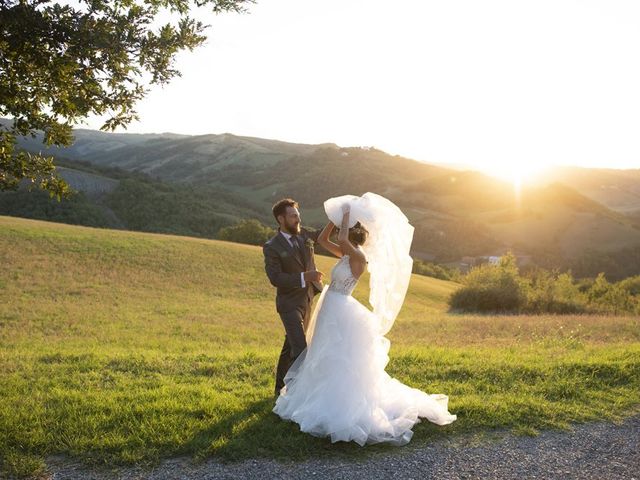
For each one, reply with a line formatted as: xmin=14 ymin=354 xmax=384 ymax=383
xmin=535 ymin=166 xmax=640 ymax=215
xmin=2 ymin=117 xmax=640 ymax=277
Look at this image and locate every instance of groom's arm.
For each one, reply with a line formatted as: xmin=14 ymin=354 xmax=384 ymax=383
xmin=263 ymin=243 xmax=304 ymax=289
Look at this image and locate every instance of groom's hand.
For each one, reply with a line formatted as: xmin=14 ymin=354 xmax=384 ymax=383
xmin=304 ymin=270 xmax=324 ymax=283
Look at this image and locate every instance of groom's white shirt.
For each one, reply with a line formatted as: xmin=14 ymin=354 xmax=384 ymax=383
xmin=280 ymin=230 xmax=306 ymax=288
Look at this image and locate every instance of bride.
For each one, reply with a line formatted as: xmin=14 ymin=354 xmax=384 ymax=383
xmin=273 ymin=192 xmax=456 ymax=446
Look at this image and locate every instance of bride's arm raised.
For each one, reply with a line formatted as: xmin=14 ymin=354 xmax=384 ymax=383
xmin=337 ymin=206 xmax=366 ymax=265
xmin=317 ymin=222 xmax=342 ymax=258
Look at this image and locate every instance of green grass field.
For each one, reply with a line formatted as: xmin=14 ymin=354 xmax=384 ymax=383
xmin=1 ymin=215 xmax=639 ymax=478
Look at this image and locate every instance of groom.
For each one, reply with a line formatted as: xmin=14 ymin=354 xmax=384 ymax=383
xmin=263 ymin=198 xmax=324 ymax=398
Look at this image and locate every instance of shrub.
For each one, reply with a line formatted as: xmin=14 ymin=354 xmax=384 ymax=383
xmin=617 ymin=275 xmax=640 ymax=296
xmin=448 ymin=255 xmax=638 ymax=314
xmin=587 ymin=273 xmax=639 ymax=314
xmin=523 ymin=267 xmax=588 ymax=314
xmin=412 ymin=259 xmax=462 ymax=282
xmin=449 ymin=251 xmax=527 ymax=313
xmin=217 ymin=219 xmax=276 ymax=246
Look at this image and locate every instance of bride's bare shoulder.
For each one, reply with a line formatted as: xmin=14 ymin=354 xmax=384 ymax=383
xmin=346 ymin=250 xmax=367 ymax=279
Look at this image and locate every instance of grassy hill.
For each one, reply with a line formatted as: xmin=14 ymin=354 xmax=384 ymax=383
xmin=1 ymin=216 xmax=639 ymax=478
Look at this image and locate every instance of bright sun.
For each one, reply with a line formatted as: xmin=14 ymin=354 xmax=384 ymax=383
xmin=480 ymin=163 xmax=549 ymax=188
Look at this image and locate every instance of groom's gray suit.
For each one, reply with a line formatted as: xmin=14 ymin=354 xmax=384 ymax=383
xmin=263 ymin=227 xmax=322 ymax=395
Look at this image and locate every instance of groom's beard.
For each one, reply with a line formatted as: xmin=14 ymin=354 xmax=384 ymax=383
xmin=283 ymin=220 xmax=301 ymax=235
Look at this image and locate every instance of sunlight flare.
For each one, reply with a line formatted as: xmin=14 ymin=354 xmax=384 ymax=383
xmin=480 ymin=162 xmax=549 ymax=188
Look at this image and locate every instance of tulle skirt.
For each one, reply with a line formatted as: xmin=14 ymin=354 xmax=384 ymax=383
xmin=273 ymin=287 xmax=457 ymax=446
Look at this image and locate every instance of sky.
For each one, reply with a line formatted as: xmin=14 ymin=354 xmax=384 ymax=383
xmin=83 ymin=0 xmax=640 ymax=180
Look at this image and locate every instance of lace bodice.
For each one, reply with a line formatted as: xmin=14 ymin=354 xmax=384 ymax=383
xmin=328 ymin=255 xmax=359 ymax=296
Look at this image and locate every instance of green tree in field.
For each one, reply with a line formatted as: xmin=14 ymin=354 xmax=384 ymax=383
xmin=217 ymin=219 xmax=275 ymax=246
xmin=0 ymin=0 xmax=254 ymax=199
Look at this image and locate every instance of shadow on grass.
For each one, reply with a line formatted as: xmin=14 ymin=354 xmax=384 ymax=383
xmin=184 ymin=393 xmax=640 ymax=466
xmin=185 ymin=396 xmax=460 ymax=466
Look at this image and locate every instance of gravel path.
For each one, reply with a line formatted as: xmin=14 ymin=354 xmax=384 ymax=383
xmin=42 ymin=415 xmax=640 ymax=480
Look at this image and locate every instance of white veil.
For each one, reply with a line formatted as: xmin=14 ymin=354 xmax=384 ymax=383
xmin=324 ymin=192 xmax=415 ymax=335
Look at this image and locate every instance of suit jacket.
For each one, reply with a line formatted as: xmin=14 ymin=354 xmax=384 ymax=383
xmin=263 ymin=227 xmax=322 ymax=313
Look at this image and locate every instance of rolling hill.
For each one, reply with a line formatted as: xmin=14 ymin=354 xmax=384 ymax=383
xmin=534 ymin=165 xmax=640 ymax=214
xmin=2 ymin=118 xmax=640 ymax=278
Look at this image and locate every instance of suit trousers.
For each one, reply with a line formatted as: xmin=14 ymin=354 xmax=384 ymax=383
xmin=275 ymin=298 xmax=312 ymax=395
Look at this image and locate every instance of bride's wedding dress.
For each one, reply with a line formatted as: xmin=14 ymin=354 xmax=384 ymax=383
xmin=273 ymin=251 xmax=457 ymax=446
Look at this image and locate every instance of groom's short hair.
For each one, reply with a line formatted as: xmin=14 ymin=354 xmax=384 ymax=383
xmin=272 ymin=198 xmax=299 ymax=221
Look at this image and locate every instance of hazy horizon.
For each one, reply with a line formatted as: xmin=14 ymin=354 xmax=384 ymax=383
xmin=69 ymin=0 xmax=640 ymax=179
xmin=64 ymin=120 xmax=638 ymax=174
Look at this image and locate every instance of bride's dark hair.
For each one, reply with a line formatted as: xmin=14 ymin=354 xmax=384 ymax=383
xmin=348 ymin=222 xmax=368 ymax=246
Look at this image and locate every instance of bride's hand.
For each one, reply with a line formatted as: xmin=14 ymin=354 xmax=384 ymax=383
xmin=341 ymin=204 xmax=351 ymax=215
